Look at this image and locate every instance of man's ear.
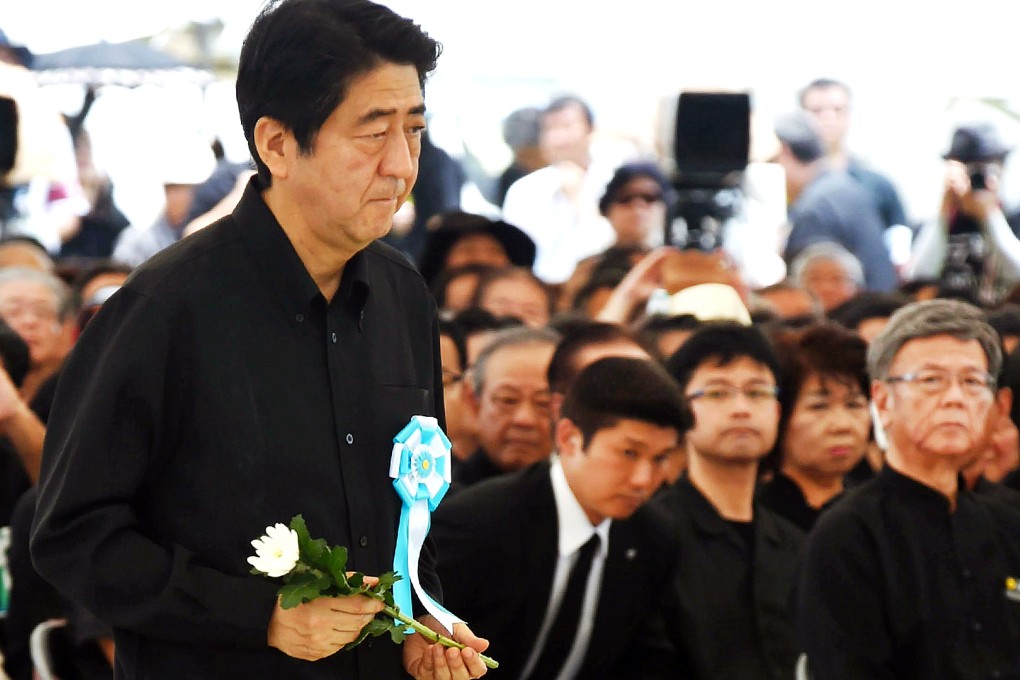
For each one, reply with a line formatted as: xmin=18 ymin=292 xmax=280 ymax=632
xmin=871 ymin=378 xmax=893 ymax=431
xmin=461 ymin=374 xmax=481 ymax=417
xmin=550 ymin=392 xmax=564 ymax=423
xmin=555 ymin=418 xmax=582 ymax=458
xmin=996 ymin=387 xmax=1012 ymax=420
xmin=253 ymin=116 xmax=293 ymax=181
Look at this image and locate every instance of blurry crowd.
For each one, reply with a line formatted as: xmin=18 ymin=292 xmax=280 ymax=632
xmin=1 ymin=22 xmax=1020 ymax=680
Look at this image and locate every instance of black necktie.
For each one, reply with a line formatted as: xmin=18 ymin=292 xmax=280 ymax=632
xmin=528 ymin=533 xmax=601 ymax=680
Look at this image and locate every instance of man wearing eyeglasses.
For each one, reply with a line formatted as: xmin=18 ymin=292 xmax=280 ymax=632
xmin=654 ymin=322 xmax=804 ymax=680
xmin=798 ymin=299 xmax=1020 ymax=679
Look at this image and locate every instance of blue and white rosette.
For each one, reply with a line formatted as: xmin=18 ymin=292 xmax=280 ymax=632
xmin=389 ymin=415 xmax=462 ymax=633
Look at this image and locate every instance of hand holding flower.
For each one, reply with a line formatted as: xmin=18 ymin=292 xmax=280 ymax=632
xmin=248 ymin=515 xmax=497 ymax=669
xmin=268 ymin=592 xmax=384 ymax=661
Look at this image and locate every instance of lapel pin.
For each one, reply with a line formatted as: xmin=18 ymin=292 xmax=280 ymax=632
xmin=625 ymin=548 xmax=637 ymax=561
xmin=1006 ymin=577 xmax=1020 ymax=603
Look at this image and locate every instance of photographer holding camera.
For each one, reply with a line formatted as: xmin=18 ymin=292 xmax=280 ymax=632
xmin=906 ymin=123 xmax=1020 ymax=305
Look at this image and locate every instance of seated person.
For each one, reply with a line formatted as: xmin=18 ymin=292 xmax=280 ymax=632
xmin=827 ymin=290 xmax=911 ymax=343
xmin=417 ymin=211 xmax=535 ymax=291
xmin=657 ymin=322 xmax=804 ymax=680
xmin=454 ymin=327 xmax=559 ymax=487
xmin=433 ymin=356 xmax=692 ymax=680
xmin=470 ymin=266 xmax=553 ymax=329
xmin=798 ymin=299 xmax=1020 ymax=679
xmin=789 ymin=241 xmax=863 ymax=313
xmin=757 ymin=323 xmax=871 ymax=532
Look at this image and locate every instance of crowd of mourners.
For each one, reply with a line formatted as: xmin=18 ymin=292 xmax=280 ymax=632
xmin=1 ymin=19 xmax=1020 ymax=679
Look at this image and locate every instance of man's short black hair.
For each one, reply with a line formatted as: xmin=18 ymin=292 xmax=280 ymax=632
xmin=547 ymin=320 xmax=645 ymax=395
xmin=236 ymin=0 xmax=441 ymax=187
xmin=666 ymin=322 xmax=779 ymax=391
xmin=827 ymin=291 xmax=911 ymax=332
xmin=774 ymin=111 xmax=825 ymax=163
xmin=544 ymin=94 xmax=594 ymax=129
xmin=798 ymin=78 xmax=852 ymax=106
xmin=560 ymin=356 xmax=692 ymax=447
xmin=987 ymin=305 xmax=1020 ymax=345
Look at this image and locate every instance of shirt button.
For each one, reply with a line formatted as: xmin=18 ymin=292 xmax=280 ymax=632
xmin=962 ymin=567 xmax=973 ymax=579
xmin=346 ymin=433 xmax=354 ymax=444
xmin=331 ymin=332 xmax=338 ymax=343
xmin=295 ymin=313 xmax=304 ymax=323
xmin=972 ymin=620 xmax=983 ymax=633
xmin=359 ymin=535 xmax=369 ymax=547
xmin=990 ymin=670 xmax=1002 ymax=679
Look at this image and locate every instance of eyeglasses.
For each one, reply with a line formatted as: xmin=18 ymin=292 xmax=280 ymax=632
xmin=0 ymin=300 xmax=60 ymax=323
xmin=614 ymin=192 xmax=663 ymax=206
xmin=884 ymin=369 xmax=996 ymax=396
xmin=686 ymin=384 xmax=780 ymax=404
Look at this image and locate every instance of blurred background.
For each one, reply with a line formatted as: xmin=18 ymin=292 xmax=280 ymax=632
xmin=4 ymin=0 xmax=1020 ymax=232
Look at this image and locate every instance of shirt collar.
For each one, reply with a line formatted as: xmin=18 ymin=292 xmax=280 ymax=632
xmin=232 ymin=177 xmax=371 ymax=315
xmin=549 ymin=456 xmax=611 ymax=557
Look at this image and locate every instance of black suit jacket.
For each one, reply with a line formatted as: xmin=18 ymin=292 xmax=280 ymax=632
xmin=653 ymin=477 xmax=805 ymax=680
xmin=432 ymin=460 xmax=679 ymax=679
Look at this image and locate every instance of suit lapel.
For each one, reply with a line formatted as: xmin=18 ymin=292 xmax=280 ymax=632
xmin=580 ymin=520 xmax=641 ymax=674
xmin=519 ymin=462 xmax=560 ymax=654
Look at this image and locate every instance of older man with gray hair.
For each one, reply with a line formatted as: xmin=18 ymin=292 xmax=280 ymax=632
xmin=797 ymin=298 xmax=1020 ymax=680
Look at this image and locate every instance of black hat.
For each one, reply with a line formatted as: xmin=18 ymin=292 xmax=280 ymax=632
xmin=943 ymin=123 xmax=1011 ymax=162
xmin=417 ymin=212 xmax=536 ymax=285
xmin=598 ymin=161 xmax=671 ymax=215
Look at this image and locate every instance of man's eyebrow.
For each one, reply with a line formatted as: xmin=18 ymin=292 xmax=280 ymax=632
xmin=355 ymin=103 xmax=427 ymax=126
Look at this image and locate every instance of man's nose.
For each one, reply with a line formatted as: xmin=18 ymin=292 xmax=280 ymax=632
xmin=511 ymin=399 xmax=544 ymax=426
xmin=629 ymin=458 xmax=658 ymax=489
xmin=380 ymin=132 xmax=415 ymax=180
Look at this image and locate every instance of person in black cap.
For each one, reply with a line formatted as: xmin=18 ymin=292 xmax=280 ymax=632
xmin=906 ymin=121 xmax=1020 ymax=305
xmin=417 ymin=210 xmax=536 ymax=290
xmin=559 ymin=162 xmax=670 ymax=312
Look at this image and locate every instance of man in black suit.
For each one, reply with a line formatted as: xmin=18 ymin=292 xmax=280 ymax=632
xmin=29 ymin=2 xmax=488 ymax=679
xmin=433 ymin=356 xmax=692 ymax=679
xmin=657 ymin=322 xmax=804 ymax=680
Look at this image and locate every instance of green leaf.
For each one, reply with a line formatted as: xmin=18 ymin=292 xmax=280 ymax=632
xmin=389 ymin=625 xmax=409 ymax=644
xmin=344 ymin=617 xmax=393 ymax=651
xmin=278 ymin=571 xmax=331 ymax=609
xmin=289 ymin=514 xmax=328 ymax=568
xmin=375 ymin=571 xmax=402 ymax=593
xmin=347 ymin=571 xmax=364 ymax=590
xmin=323 ymin=546 xmax=350 ymax=590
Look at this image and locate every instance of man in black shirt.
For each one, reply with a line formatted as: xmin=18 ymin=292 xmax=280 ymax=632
xmin=656 ymin=323 xmax=804 ymax=680
xmin=798 ymin=299 xmax=1020 ymax=679
xmin=29 ymin=2 xmax=488 ymax=679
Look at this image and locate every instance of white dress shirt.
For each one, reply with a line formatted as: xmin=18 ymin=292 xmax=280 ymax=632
xmin=519 ymin=456 xmax=612 ymax=680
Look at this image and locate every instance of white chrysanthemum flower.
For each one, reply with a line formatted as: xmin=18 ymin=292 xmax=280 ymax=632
xmin=247 ymin=523 xmax=299 ymax=578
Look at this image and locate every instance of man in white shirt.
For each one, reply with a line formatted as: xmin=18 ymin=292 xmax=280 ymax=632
xmin=432 ymin=356 xmax=692 ymax=679
xmin=502 ymin=95 xmax=624 ymax=284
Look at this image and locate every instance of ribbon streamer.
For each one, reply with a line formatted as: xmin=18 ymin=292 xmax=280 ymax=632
xmin=389 ymin=416 xmax=462 ymax=633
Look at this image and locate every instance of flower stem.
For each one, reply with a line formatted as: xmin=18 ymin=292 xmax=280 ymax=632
xmin=381 ymin=605 xmax=498 ymax=669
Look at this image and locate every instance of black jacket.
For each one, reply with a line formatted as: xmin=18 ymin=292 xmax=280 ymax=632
xmin=432 ymin=460 xmax=680 ymax=679
xmin=654 ymin=477 xmax=805 ymax=680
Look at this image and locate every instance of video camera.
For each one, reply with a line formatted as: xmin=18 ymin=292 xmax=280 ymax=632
xmin=666 ymin=92 xmax=750 ymax=252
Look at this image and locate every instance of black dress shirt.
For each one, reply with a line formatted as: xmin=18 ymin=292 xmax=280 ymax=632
xmin=451 ymin=447 xmax=506 ymax=489
xmin=756 ymin=472 xmax=842 ymax=533
xmin=798 ymin=465 xmax=1020 ymax=679
xmin=30 ymin=180 xmax=445 ymax=679
xmin=653 ymin=477 xmax=804 ymax=680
